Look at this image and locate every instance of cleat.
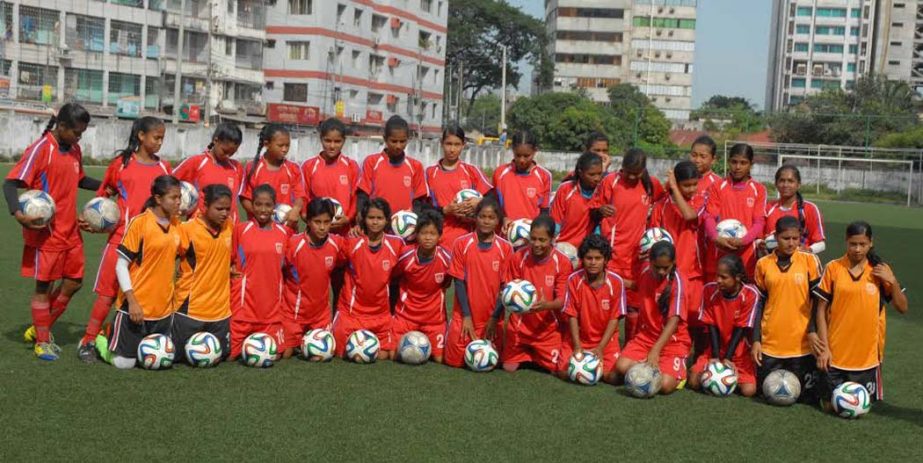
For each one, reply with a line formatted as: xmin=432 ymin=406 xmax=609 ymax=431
xmin=34 ymin=342 xmax=59 ymax=361
xmin=78 ymin=341 xmax=98 ymax=364
xmin=677 ymin=378 xmax=687 ymax=390
xmin=23 ymin=325 xmax=36 ymax=343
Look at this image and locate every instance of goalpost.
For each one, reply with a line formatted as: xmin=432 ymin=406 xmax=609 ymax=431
xmin=777 ymin=154 xmax=915 ymax=207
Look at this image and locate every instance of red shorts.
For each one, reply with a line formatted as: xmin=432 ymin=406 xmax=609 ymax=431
xmin=557 ymin=337 xmax=620 ymax=375
xmin=391 ymin=315 xmax=447 ymax=359
xmin=331 ymin=311 xmax=394 ymax=356
xmin=92 ymin=243 xmax=119 ymax=298
xmin=443 ymin=312 xmax=504 ymax=368
xmin=621 ymin=334 xmax=689 ymax=381
xmin=230 ymin=319 xmax=284 ymax=358
xmin=21 ymin=244 xmax=85 ymax=281
xmin=691 ymin=352 xmax=757 ymax=386
xmin=503 ymin=325 xmax=564 ymax=372
xmin=280 ymin=313 xmax=332 ymax=350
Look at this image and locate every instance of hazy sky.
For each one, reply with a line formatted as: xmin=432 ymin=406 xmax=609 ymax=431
xmin=506 ymin=0 xmax=772 ymax=109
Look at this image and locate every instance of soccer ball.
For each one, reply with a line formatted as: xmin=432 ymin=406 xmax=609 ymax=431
xmin=832 ymin=382 xmax=872 ymax=419
xmin=625 ymin=363 xmax=662 ymax=398
xmin=18 ymin=190 xmax=55 ymax=225
xmin=567 ymin=351 xmax=603 ymax=386
xmin=397 ymin=331 xmax=432 ymax=365
xmin=762 ymin=369 xmax=801 ymax=406
xmin=273 ymin=203 xmax=293 ymax=225
xmin=507 ymin=218 xmax=532 ymax=248
xmin=83 ymin=197 xmax=120 ymax=232
xmin=137 ymin=334 xmax=175 ymax=370
xmin=763 ymin=233 xmax=778 ymax=251
xmin=345 ymin=329 xmax=380 ymax=363
xmin=555 ymin=242 xmax=580 ymax=268
xmin=716 ymin=219 xmax=747 ymax=239
xmin=179 ymin=181 xmax=199 ymax=215
xmin=700 ymin=361 xmax=738 ymax=397
xmin=454 ymin=188 xmax=482 ymax=204
xmin=639 ymin=227 xmax=674 ymax=254
xmin=184 ymin=332 xmax=223 ymax=368
xmin=464 ymin=340 xmax=498 ymax=372
xmin=390 ymin=210 xmax=418 ymax=239
xmin=322 ymin=197 xmax=345 ymax=221
xmin=241 ymin=332 xmax=277 ymax=368
xmin=301 ymin=329 xmax=336 ymax=362
xmin=501 ymin=279 xmax=537 ymax=314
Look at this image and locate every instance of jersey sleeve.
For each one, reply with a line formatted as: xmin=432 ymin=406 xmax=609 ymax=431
xmin=699 ymin=285 xmax=717 ymax=325
xmin=97 ymin=159 xmax=121 ymax=197
xmin=172 ymin=155 xmax=198 ymax=183
xmin=7 ymin=142 xmax=49 ymax=185
xmin=705 ymin=182 xmax=722 ymax=217
xmin=447 ymin=239 xmax=467 ymax=280
xmin=555 ymin=257 xmax=573 ymax=300
xmin=805 ymin=202 xmax=826 ymax=244
xmin=356 ymin=156 xmax=375 ymax=195
xmin=807 ymin=253 xmax=822 ymax=287
xmin=550 ymin=184 xmax=568 ymax=224
xmin=753 ymin=183 xmax=768 ymax=221
xmin=468 ymin=164 xmax=493 ymax=194
xmin=649 ymin=199 xmax=664 ymax=228
xmin=502 ymin=253 xmax=519 ymax=282
xmin=589 ymin=176 xmax=614 ymax=209
xmin=239 ymin=161 xmax=255 ymax=200
xmin=562 ymin=276 xmax=579 ymax=318
xmin=813 ymin=260 xmax=833 ymax=301
xmin=650 ymin=177 xmax=666 ymax=203
xmin=288 ymin=162 xmax=307 ymax=204
xmin=412 ymin=160 xmax=427 ymax=200
xmin=736 ymin=286 xmax=760 ymax=328
xmin=611 ymin=275 xmax=627 ymax=319
xmin=117 ymin=217 xmax=144 ymax=262
xmin=176 ymin=222 xmax=192 ymax=256
xmin=672 ymin=276 xmax=687 ymax=320
xmin=539 ymin=169 xmax=552 ymax=209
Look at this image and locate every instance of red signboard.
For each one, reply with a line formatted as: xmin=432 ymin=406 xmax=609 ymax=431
xmin=180 ymin=104 xmax=201 ymax=123
xmin=267 ymin=103 xmax=320 ymax=126
xmin=365 ymin=109 xmax=383 ymax=124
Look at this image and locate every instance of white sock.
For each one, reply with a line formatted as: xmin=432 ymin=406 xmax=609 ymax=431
xmin=112 ymin=355 xmax=136 ymax=370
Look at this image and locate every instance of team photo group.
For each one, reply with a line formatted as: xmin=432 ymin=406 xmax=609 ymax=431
xmin=4 ymin=102 xmax=908 ymax=419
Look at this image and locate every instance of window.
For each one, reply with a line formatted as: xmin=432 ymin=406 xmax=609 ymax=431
xmin=815 ymin=26 xmax=845 ymax=35
xmin=850 ymin=27 xmax=859 ymax=36
xmin=108 ymin=72 xmax=141 ymax=104
xmin=283 ymin=83 xmax=308 ymax=102
xmin=633 ymin=17 xmax=696 ymax=29
xmin=847 ymin=63 xmax=856 ymax=72
xmin=289 ymin=0 xmax=311 ymax=15
xmin=147 ymin=27 xmax=161 ymax=58
xmin=371 ymin=14 xmax=386 ymax=33
xmin=555 ymin=53 xmax=621 ymax=65
xmin=796 ymin=6 xmax=812 ymax=16
xmin=352 ymin=50 xmax=362 ymax=68
xmin=814 ymin=43 xmax=844 ymax=53
xmin=69 ymin=15 xmax=106 ymax=53
xmin=353 ymin=8 xmax=363 ymax=27
xmin=337 ymin=4 xmax=346 ymax=22
xmin=420 ymin=0 xmax=432 ymax=13
xmin=419 ymin=30 xmax=432 ymax=49
xmin=629 ymin=61 xmax=685 ymax=72
xmin=795 ymin=24 xmax=810 ymax=34
xmin=19 ymin=6 xmax=59 ymax=45
xmin=816 ymin=8 xmax=846 ymax=17
xmin=849 ymin=44 xmax=858 ymax=54
xmin=288 ymin=41 xmax=309 ymax=60
xmin=638 ymin=84 xmax=687 ymax=96
xmin=558 ymin=7 xmax=624 ymax=18
xmin=891 ymin=41 xmax=902 ymax=47
xmin=791 ymin=78 xmax=806 ymax=88
xmin=889 ymin=60 xmax=901 ymax=65
xmin=65 ymin=68 xmax=104 ymax=104
xmin=238 ymin=0 xmax=265 ymax=28
xmin=349 ymin=89 xmax=359 ymax=100
xmin=630 ymin=39 xmax=694 ymax=51
xmin=144 ymin=77 xmax=160 ymax=108
xmin=236 ymin=39 xmax=262 ymax=69
xmin=794 ymin=42 xmax=809 ymax=52
xmin=558 ymin=30 xmax=623 ymax=42
xmin=110 ymin=21 xmax=143 ymax=57
xmin=850 ymin=8 xmax=860 ymax=18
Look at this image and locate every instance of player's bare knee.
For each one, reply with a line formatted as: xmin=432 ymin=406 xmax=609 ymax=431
xmin=660 ymin=377 xmax=679 ymax=394
xmin=502 ymin=362 xmax=520 ymax=372
xmin=739 ymin=383 xmax=757 ymax=397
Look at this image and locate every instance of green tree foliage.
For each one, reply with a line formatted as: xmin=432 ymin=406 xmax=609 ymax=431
xmin=691 ymin=95 xmax=765 ymax=135
xmin=875 ymin=126 xmax=923 ymax=149
xmin=464 ymin=94 xmax=502 ymax=136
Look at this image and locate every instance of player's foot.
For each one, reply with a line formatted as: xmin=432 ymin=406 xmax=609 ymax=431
xmin=95 ymin=334 xmax=112 ymax=364
xmin=34 ymin=342 xmax=59 ymax=361
xmin=49 ymin=341 xmax=62 ymax=356
xmin=23 ymin=325 xmax=36 ymax=343
xmin=77 ymin=340 xmax=98 ymax=364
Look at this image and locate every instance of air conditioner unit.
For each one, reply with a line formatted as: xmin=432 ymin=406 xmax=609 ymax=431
xmin=796 ymin=63 xmax=807 ymax=75
xmin=387 ymin=57 xmax=400 ymax=67
xmin=386 ymin=94 xmax=398 ymax=105
xmin=636 ymin=72 xmax=642 ymax=78
xmin=655 ymin=51 xmax=661 ymax=58
xmin=669 ymin=8 xmax=675 ymax=14
xmin=656 ymin=29 xmax=663 ymax=36
xmin=666 ymin=52 xmax=673 ymax=59
xmin=813 ymin=64 xmax=824 ymax=76
xmin=665 ymin=73 xmax=671 ymax=81
xmin=668 ymin=30 xmax=674 ymax=37
xmin=636 ymin=49 xmax=643 ymax=57
xmin=390 ymin=17 xmax=401 ymax=29
xmin=658 ymin=7 xmax=664 ymax=13
xmin=351 ymin=114 xmax=361 ymax=123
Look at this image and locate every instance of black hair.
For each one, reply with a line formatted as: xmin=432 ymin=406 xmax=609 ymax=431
xmin=578 ymin=234 xmax=611 ymax=260
xmin=115 ymin=116 xmax=164 ymax=168
xmin=474 ymin=196 xmax=504 ymax=224
xmin=673 ymin=160 xmax=700 ymax=182
xmin=143 ymin=174 xmax=181 ymax=211
xmin=650 ymin=241 xmax=677 ymax=316
xmin=728 ymin=143 xmax=754 ymax=162
xmin=441 ymin=123 xmax=465 ymax=143
xmin=203 ymin=184 xmax=232 ymax=207
xmin=717 ymin=254 xmax=748 ymax=284
xmin=846 ymin=221 xmax=883 ymax=266
xmin=511 ymin=130 xmax=539 ymax=150
xmin=361 ymin=197 xmax=392 ymax=233
xmin=775 ymin=215 xmax=802 ymax=236
xmin=622 ymin=147 xmax=653 ymax=198
xmin=45 ymin=103 xmax=91 ymax=135
xmin=319 ymin=117 xmax=348 ymax=138
xmin=384 ymin=115 xmax=410 ymax=138
xmin=253 ymin=184 xmax=277 ymax=204
xmin=306 ymin=197 xmax=336 ymax=220
xmin=691 ymin=135 xmax=717 ymax=157
xmin=775 ymin=165 xmax=805 ymax=231
xmin=415 ymin=209 xmax=444 ymax=235
xmin=207 ymin=122 xmax=243 ymax=150
xmin=575 ymin=151 xmax=603 ymax=179
xmin=584 ymin=131 xmax=609 ymax=150
xmin=246 ymin=123 xmax=290 ymax=187
xmin=530 ymin=214 xmax=556 ymax=238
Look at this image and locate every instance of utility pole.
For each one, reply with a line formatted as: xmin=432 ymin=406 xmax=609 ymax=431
xmin=456 ymin=61 xmax=463 ymax=123
xmin=205 ymin=0 xmax=212 ymax=126
xmin=500 ymin=44 xmax=507 ymax=135
xmin=172 ymin=0 xmax=186 ymax=124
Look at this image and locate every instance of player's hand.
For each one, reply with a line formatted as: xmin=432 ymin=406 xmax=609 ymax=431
xmin=598 ymin=205 xmax=616 ymax=218
xmin=751 ymin=341 xmax=762 ymax=367
xmin=501 ymin=218 xmax=512 ymax=236
xmin=331 ymin=215 xmax=350 ymax=230
xmin=284 ymin=208 xmax=301 ymax=226
xmin=723 ymin=359 xmax=737 ymax=371
xmin=638 ymin=250 xmax=650 ymax=261
xmin=716 ymin=236 xmax=738 ymax=251
xmin=348 ymin=225 xmax=364 ymax=238
xmin=872 ymin=264 xmax=898 ymax=286
xmin=105 ymin=186 xmax=118 ymax=197
xmin=14 ymin=211 xmax=46 ymax=230
xmin=665 ymin=170 xmax=677 ymax=191
xmin=462 ymin=197 xmax=480 ymax=216
xmin=622 ymin=278 xmax=635 ymax=291
xmin=77 ymin=215 xmax=96 ymax=233
xmin=128 ymin=300 xmax=144 ymax=324
xmin=461 ymin=316 xmax=477 ymax=342
xmin=807 ymin=332 xmax=825 ymax=357
xmin=816 ymin=349 xmax=831 ymax=372
xmin=645 ymin=349 xmax=660 ymax=367
xmin=530 ymin=293 xmax=546 ymax=312
xmin=484 ymin=317 xmax=498 ymax=341
xmin=591 ymin=346 xmax=604 ymax=359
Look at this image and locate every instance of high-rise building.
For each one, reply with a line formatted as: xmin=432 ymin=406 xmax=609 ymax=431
xmin=872 ymin=0 xmax=923 ymax=96
xmin=262 ymin=0 xmax=447 ymax=134
xmin=545 ymin=0 xmax=697 ymax=123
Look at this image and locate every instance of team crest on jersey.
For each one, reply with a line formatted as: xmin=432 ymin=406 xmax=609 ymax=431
xmin=545 ymin=275 xmax=555 ymax=287
xmin=275 ymin=243 xmax=283 ymax=254
xmin=325 ymin=256 xmax=334 ymax=269
xmin=460 ymin=180 xmax=470 ymax=189
xmin=224 ymin=237 xmax=232 ymax=247
xmin=403 ymin=176 xmax=412 ymax=187
xmin=747 ymin=198 xmax=755 ymax=207
xmin=642 ymin=194 xmax=650 ymax=205
xmin=72 ymin=161 xmax=80 ymax=173
xmin=602 ymin=299 xmax=611 ymax=310
xmin=866 ymin=282 xmax=878 ymax=295
xmin=174 ymin=235 xmax=181 ymax=246
xmin=492 ymin=261 xmax=500 ymax=271
xmin=227 ymin=177 xmax=235 ymax=188
xmin=383 ymin=260 xmax=391 ymax=271
xmin=435 ymin=272 xmax=445 ymax=283
xmin=339 ymin=175 xmax=349 ymax=185
xmin=527 ymin=187 xmax=537 ymax=198
xmin=281 ymin=184 xmax=290 ymax=195
xmin=794 ymin=273 xmax=805 ymax=285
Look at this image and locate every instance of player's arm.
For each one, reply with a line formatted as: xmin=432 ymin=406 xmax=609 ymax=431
xmin=4 ymin=179 xmax=45 ymax=229
xmin=646 ymin=315 xmax=679 ymax=365
xmin=78 ymin=176 xmax=102 ymax=192
xmin=594 ymin=318 xmax=620 ymax=358
xmin=813 ymin=297 xmax=831 ymax=371
xmin=708 ymin=325 xmax=721 ymax=361
xmin=724 ymin=327 xmax=746 ymax=363
xmin=873 ymin=264 xmax=909 ymax=314
xmin=667 ymin=170 xmax=698 ymax=221
xmin=454 ymin=278 xmax=477 ymax=341
xmin=568 ymin=316 xmax=582 ymax=352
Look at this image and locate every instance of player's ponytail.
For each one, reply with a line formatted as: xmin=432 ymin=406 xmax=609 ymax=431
xmin=143 ymin=174 xmax=181 ymax=211
xmin=623 ymin=148 xmax=653 ymax=198
xmin=43 ymin=114 xmax=57 ymax=135
xmin=246 ymin=124 xmax=287 ymax=188
xmin=115 ymin=116 xmax=163 ymax=168
xmin=650 ymin=241 xmax=677 ymax=316
xmin=45 ymin=103 xmax=91 ymax=135
xmin=846 ymin=220 xmax=883 ymax=266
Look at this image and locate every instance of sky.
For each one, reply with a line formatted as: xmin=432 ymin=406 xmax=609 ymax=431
xmin=506 ymin=0 xmax=772 ymax=109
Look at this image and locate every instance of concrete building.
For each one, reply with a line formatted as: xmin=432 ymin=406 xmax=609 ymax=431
xmin=872 ymin=0 xmax=923 ymax=96
xmin=262 ymin=0 xmax=447 ymax=135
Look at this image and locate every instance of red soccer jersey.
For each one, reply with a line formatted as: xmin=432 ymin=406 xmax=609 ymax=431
xmin=562 ymin=269 xmax=627 ymax=347
xmin=706 ymin=178 xmax=767 ymax=233
xmin=550 ymin=180 xmax=595 ymax=248
xmin=97 ymin=154 xmax=172 ymax=244
xmin=696 ymin=170 xmax=722 ymax=203
xmin=7 ymin=132 xmax=85 ymax=251
xmin=301 ymin=153 xmax=361 ymax=223
xmin=394 ymin=245 xmax=452 ymax=325
xmin=492 ymin=162 xmax=553 ymax=221
xmin=764 ymin=199 xmax=825 ymax=245
xmin=424 ymin=160 xmax=493 ymax=248
xmin=173 ymin=151 xmax=244 ymax=220
xmin=505 ymin=248 xmax=573 ymax=338
xmin=699 ymin=282 xmax=760 ymax=359
xmin=231 ymin=220 xmax=288 ymax=323
xmin=448 ymin=233 xmax=514 ymax=325
xmin=357 ymin=152 xmax=426 ymax=213
xmin=337 ymin=234 xmax=405 ymax=317
xmin=283 ymin=233 xmax=345 ymax=322
xmin=635 ymin=268 xmax=691 ymax=347
xmin=590 ymin=172 xmax=665 ymax=276
xmin=650 ymin=195 xmax=706 ymax=280
xmin=240 ymin=158 xmax=306 ymax=206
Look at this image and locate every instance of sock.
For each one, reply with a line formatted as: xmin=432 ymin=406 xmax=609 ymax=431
xmin=49 ymin=294 xmax=71 ymax=326
xmin=83 ymin=296 xmax=114 ymax=343
xmin=30 ymin=297 xmax=52 ymax=343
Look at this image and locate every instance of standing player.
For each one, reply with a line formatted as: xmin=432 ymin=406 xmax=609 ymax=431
xmin=688 ymin=135 xmax=722 ymax=201
xmin=356 ymin=116 xmax=427 ymax=224
xmin=424 ymin=125 xmax=492 ymax=248
xmin=171 ymin=184 xmax=234 ymax=361
xmin=3 ymin=103 xmax=102 ymax=361
xmin=492 ymin=130 xmax=553 ymax=229
xmin=814 ymin=221 xmax=907 ymax=405
xmin=584 ymin=132 xmax=612 ymax=172
xmin=301 ymin=118 xmax=359 ymax=234
xmin=108 ymin=175 xmax=182 ymax=369
xmin=551 ymin=152 xmax=604 ymax=249
xmin=239 ymin=124 xmax=304 ymax=228
xmin=392 ymin=210 xmax=452 ymax=363
xmin=444 ymin=198 xmax=513 ymax=368
xmin=752 ymin=216 xmax=823 ymax=403
xmin=173 ymin=123 xmax=244 ymax=221
xmin=229 ymin=185 xmax=289 ymax=359
xmin=764 ymin=165 xmax=826 ymax=255
xmin=79 ymin=116 xmax=170 ymax=363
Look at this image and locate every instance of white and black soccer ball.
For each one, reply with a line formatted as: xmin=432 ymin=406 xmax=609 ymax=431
xmin=390 ymin=210 xmax=418 ymax=240
xmin=639 ymin=227 xmax=674 ymax=254
xmin=179 ymin=181 xmax=199 ymax=216
xmin=454 ymin=188 xmax=482 ymax=204
xmin=345 ymin=329 xmax=380 ymax=364
xmin=832 ymin=381 xmax=872 ymax=419
xmin=700 ymin=361 xmax=738 ymax=397
xmin=624 ymin=363 xmax=662 ymax=398
xmin=762 ymin=369 xmax=801 ymax=406
xmin=464 ymin=339 xmax=498 ymax=372
xmin=83 ymin=197 xmax=120 ymax=232
xmin=501 ymin=279 xmax=537 ymax=314
xmin=273 ymin=203 xmax=293 ymax=225
xmin=567 ymin=351 xmax=603 ymax=386
xmin=322 ymin=197 xmax=345 ymax=221
xmin=507 ymin=218 xmax=532 ymax=248
xmin=397 ymin=331 xmax=432 ymax=365
xmin=18 ymin=189 xmax=55 ymax=225
xmin=716 ymin=219 xmax=747 ymax=239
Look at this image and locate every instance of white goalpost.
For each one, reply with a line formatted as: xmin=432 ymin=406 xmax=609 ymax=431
xmin=777 ymin=154 xmax=914 ymax=207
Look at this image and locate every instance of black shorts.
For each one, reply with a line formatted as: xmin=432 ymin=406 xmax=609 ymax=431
xmin=820 ymin=365 xmax=882 ymax=402
xmin=758 ymin=354 xmax=819 ymax=404
xmin=109 ymin=310 xmax=173 ymax=359
xmin=171 ymin=313 xmax=231 ymax=363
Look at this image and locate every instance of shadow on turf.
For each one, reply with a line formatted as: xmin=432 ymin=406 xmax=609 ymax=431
xmin=5 ymin=322 xmax=85 ymax=346
xmin=874 ymin=401 xmax=923 ymax=428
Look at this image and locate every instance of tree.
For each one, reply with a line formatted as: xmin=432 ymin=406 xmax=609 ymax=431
xmin=691 ymin=95 xmax=764 ymax=135
xmin=875 ymin=126 xmax=923 ymax=149
xmin=464 ymin=94 xmax=502 ymax=136
xmin=607 ymin=84 xmax=671 ymax=147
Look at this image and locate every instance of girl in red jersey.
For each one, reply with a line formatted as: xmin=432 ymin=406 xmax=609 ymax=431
xmin=556 ymin=234 xmax=626 ymax=383
xmin=392 ymin=210 xmax=452 ymax=363
xmin=173 ymin=123 xmax=243 ymax=221
xmin=3 ymin=104 xmax=102 ymax=361
xmin=79 ymin=116 xmax=170 ymax=363
xmin=230 ymin=185 xmax=289 ymax=360
xmin=762 ymin=165 xmax=825 ymax=255
xmin=444 ymin=197 xmax=513 ymax=368
xmin=281 ymin=198 xmax=345 ymax=358
xmin=301 ymin=118 xmax=359 ymax=234
xmin=590 ymin=148 xmax=665 ymax=341
xmin=333 ymin=197 xmax=405 ymax=360
xmin=585 ymin=132 xmax=612 ymax=172
xmin=490 ymin=215 xmax=572 ymax=373
xmin=551 ymin=152 xmax=604 ymax=249
xmin=688 ymin=254 xmax=760 ymax=397
xmin=704 ymin=143 xmax=767 ymax=278
xmin=617 ymin=242 xmax=692 ymax=394
xmin=688 ymin=135 xmax=722 ymax=201
xmin=424 ymin=124 xmax=492 ymax=249
xmin=492 ymin=130 xmax=553 ymax=230
xmin=240 ymin=124 xmax=304 ymax=228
